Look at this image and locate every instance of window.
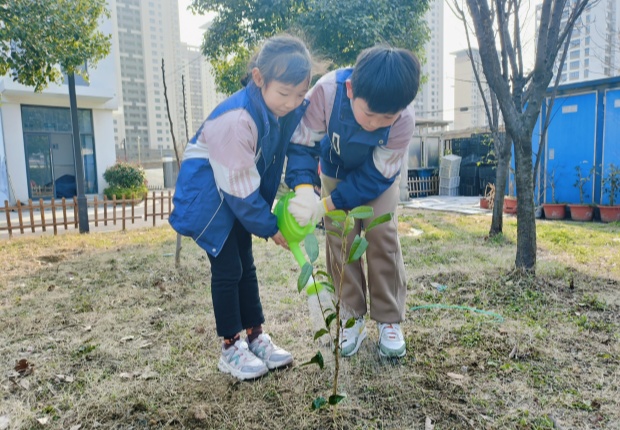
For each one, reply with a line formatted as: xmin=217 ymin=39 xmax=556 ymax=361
xmin=569 ymin=71 xmax=579 ymax=79
xmin=570 ymin=60 xmax=580 ymax=69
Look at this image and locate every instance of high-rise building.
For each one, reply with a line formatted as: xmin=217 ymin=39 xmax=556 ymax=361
xmin=177 ymin=44 xmax=226 ymax=144
xmin=413 ymin=0 xmax=444 ymax=128
xmin=537 ymin=0 xmax=620 ymax=84
xmin=113 ymin=0 xmax=183 ymax=162
xmin=452 ymin=48 xmax=494 ymax=131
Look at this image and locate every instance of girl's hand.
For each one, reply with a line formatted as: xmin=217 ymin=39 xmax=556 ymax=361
xmin=271 ymin=231 xmax=289 ymax=250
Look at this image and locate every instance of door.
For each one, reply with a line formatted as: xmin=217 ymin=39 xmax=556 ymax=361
xmin=25 ymin=134 xmax=54 ymax=199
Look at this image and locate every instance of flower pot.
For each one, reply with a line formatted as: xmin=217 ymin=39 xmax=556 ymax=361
xmin=567 ymin=204 xmax=594 ymax=222
xmin=599 ymin=205 xmax=620 ymax=223
xmin=542 ymin=203 xmax=566 ymax=220
xmin=503 ymin=197 xmax=517 ymax=214
xmin=480 ymin=197 xmax=490 ymax=209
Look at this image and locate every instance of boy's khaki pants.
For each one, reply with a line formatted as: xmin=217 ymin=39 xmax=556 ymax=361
xmin=321 ymin=175 xmax=407 ymax=324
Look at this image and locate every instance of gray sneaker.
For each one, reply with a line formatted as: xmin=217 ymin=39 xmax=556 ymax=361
xmin=218 ymin=339 xmax=268 ymax=380
xmin=248 ymin=333 xmax=293 ymax=370
xmin=340 ymin=317 xmax=367 ymax=357
xmin=377 ymin=323 xmax=406 ymax=358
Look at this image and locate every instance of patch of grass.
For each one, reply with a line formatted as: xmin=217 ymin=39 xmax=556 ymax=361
xmin=0 ymin=212 xmax=619 ymax=429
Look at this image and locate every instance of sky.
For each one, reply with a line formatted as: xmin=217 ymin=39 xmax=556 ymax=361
xmin=178 ymin=0 xmax=212 ymax=46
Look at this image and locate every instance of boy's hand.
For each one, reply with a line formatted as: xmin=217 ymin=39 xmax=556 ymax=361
xmin=288 ymin=185 xmax=320 ymax=226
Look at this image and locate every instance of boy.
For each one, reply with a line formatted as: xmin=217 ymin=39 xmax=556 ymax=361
xmin=285 ymin=45 xmax=420 ymax=358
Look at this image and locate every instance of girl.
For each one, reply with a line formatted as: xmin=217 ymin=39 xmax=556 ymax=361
xmin=169 ymin=35 xmax=312 ymax=380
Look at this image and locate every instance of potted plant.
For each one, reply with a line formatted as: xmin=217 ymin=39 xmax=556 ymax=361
xmin=480 ymin=183 xmax=494 ymax=210
xmin=567 ymin=164 xmax=594 ymax=221
xmin=599 ymin=163 xmax=620 ymax=223
xmin=503 ymin=170 xmax=517 ymax=214
xmin=541 ymin=169 xmax=566 ymax=220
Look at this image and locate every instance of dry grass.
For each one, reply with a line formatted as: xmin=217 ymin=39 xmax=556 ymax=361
xmin=1 ymin=208 xmax=619 ymax=430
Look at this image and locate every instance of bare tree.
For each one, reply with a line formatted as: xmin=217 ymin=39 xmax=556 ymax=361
xmin=162 ymin=58 xmax=183 ymax=268
xmin=454 ymin=0 xmax=591 ymax=272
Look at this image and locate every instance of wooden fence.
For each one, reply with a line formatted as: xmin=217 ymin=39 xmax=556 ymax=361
xmin=1 ymin=191 xmax=173 ymax=238
xmin=408 ymin=175 xmax=440 ymax=198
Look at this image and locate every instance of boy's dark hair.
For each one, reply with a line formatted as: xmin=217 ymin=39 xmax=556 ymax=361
xmin=244 ymin=34 xmax=312 ymax=87
xmin=350 ymin=45 xmax=421 ymax=114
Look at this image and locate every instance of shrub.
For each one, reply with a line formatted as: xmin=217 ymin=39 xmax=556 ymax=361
xmin=103 ymin=162 xmax=147 ymax=200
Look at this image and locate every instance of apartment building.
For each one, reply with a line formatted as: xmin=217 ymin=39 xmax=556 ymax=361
xmin=538 ymin=0 xmax=620 ymax=84
xmin=413 ymin=0 xmax=445 ymax=129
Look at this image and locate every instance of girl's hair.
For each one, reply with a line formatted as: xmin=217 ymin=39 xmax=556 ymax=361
xmin=242 ymin=34 xmax=312 ymax=86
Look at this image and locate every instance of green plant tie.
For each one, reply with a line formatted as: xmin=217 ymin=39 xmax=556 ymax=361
xmin=409 ymin=304 xmax=504 ymax=323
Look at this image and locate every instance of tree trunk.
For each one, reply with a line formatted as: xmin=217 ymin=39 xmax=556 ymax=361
xmin=514 ymin=134 xmax=537 ymax=271
xmin=490 ymin=138 xmax=512 ymax=236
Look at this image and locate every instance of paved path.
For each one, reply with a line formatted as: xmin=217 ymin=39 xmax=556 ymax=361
xmin=400 ymin=196 xmax=490 ymax=215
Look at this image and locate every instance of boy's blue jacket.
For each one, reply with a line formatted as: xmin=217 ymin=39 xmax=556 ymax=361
xmin=169 ymin=82 xmax=308 ymax=256
xmin=285 ymin=68 xmax=395 ymax=209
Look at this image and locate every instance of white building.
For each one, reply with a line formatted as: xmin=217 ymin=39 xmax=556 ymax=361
xmin=0 ymin=3 xmax=119 ymax=204
xmin=538 ymin=0 xmax=620 ymax=84
xmin=452 ymin=48 xmax=494 ymax=131
xmin=413 ymin=0 xmax=444 ymax=130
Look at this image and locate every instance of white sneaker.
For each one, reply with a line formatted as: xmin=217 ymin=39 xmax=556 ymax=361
xmin=377 ymin=323 xmax=406 ymax=358
xmin=248 ymin=333 xmax=294 ymax=370
xmin=340 ymin=317 xmax=367 ymax=357
xmin=218 ymin=339 xmax=268 ymax=380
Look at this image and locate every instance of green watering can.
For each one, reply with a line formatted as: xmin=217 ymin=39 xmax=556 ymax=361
xmin=273 ymin=191 xmax=324 ymax=295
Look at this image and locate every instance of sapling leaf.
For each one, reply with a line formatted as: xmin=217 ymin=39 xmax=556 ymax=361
xmin=349 ymin=206 xmax=373 ymax=219
xmin=300 ymin=351 xmax=324 ymax=369
xmin=322 ymin=281 xmax=335 ymax=294
xmin=343 ymin=216 xmax=355 ymax=237
xmin=327 ymin=210 xmax=346 ymax=223
xmin=311 ymin=397 xmax=327 ymax=410
xmin=347 ymin=235 xmax=368 ymax=263
xmin=328 ymin=394 xmax=346 ymax=405
xmin=345 ymin=317 xmax=356 ymax=328
xmin=313 ymin=328 xmax=329 ymax=340
xmin=304 ymin=234 xmax=319 ymax=263
xmin=298 ymin=263 xmax=313 ymax=293
xmin=365 ymin=212 xmax=393 ymax=233
xmin=325 ymin=312 xmax=337 ymax=327
xmin=315 ymin=270 xmax=332 ymax=281
xmin=326 ymin=230 xmax=340 ymax=238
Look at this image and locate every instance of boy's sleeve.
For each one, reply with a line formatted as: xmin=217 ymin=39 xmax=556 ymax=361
xmin=285 ymin=78 xmax=331 ymax=189
xmin=207 ymin=110 xmax=279 ymax=239
xmin=331 ymin=106 xmax=416 ymax=209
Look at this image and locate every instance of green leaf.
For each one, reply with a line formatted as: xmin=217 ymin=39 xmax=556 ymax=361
xmin=328 ymin=394 xmax=346 ymax=405
xmin=343 ymin=215 xmax=355 ymax=237
xmin=313 ymin=328 xmax=329 ymax=340
xmin=349 ymin=206 xmax=373 ymax=219
xmin=298 ymin=263 xmax=313 ymax=293
xmin=326 ymin=230 xmax=341 ymax=238
xmin=300 ymin=351 xmax=324 ymax=369
xmin=321 ymin=281 xmax=335 ymax=294
xmin=366 ymin=213 xmax=393 ymax=233
xmin=311 ymin=396 xmax=327 ymax=410
xmin=327 ymin=210 xmax=347 ymax=223
xmin=315 ymin=270 xmax=332 ymax=282
xmin=347 ymin=235 xmax=368 ymax=263
xmin=344 ymin=317 xmax=357 ymax=329
xmin=304 ymin=234 xmax=319 ymax=263
xmin=325 ymin=312 xmax=337 ymax=327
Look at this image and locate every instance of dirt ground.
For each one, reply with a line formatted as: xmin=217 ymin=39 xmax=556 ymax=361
xmin=1 ymin=208 xmax=619 ymax=429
